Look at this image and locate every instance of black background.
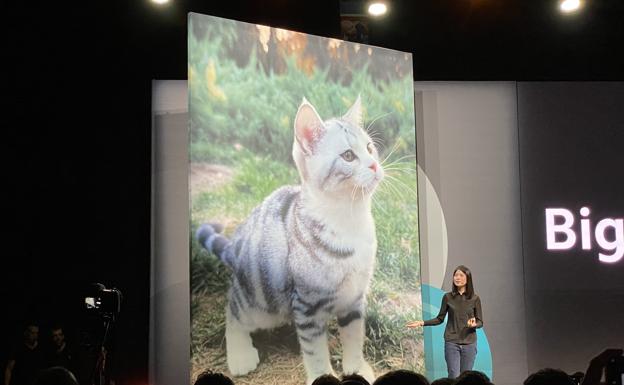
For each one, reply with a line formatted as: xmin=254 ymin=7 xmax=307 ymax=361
xmin=518 ymin=82 xmax=624 ymax=373
xmin=4 ymin=1 xmax=624 ymax=383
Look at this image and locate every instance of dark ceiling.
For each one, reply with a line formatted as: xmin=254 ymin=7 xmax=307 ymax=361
xmin=3 ymin=1 xmax=623 ymax=382
xmin=113 ymin=0 xmax=624 ymax=80
xmin=7 ymin=1 xmax=624 ymax=91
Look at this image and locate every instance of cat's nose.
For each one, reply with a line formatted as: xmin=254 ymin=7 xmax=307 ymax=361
xmin=369 ymin=162 xmax=377 ymax=173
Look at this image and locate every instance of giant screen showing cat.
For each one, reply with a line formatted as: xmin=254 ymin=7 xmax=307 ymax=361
xmin=188 ymin=13 xmax=421 ymax=385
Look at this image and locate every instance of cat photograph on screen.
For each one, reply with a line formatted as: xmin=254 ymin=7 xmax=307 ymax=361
xmin=197 ymin=96 xmax=380 ymax=383
xmin=188 ymin=13 xmax=421 ymax=385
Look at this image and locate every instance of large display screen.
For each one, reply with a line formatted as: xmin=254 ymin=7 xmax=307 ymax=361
xmin=518 ymin=82 xmax=624 ymax=373
xmin=188 ymin=13 xmax=420 ymax=385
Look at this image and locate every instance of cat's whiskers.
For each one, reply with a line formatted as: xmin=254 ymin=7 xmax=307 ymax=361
xmin=371 ymin=137 xmax=385 ymax=151
xmin=350 ymin=184 xmax=359 ymax=218
xmin=383 ymin=167 xmax=416 ymax=176
xmin=367 ymin=127 xmax=382 ymax=138
xmin=381 ymin=159 xmax=417 ymax=179
xmin=378 ymin=177 xmax=405 ymax=202
xmin=365 ymin=112 xmax=392 ymax=152
xmin=373 ymin=159 xmax=416 ymax=201
xmin=366 ymin=180 xmax=388 ymax=215
xmin=370 ymin=192 xmax=389 ymax=217
xmin=381 ymin=154 xmax=416 ymax=168
xmin=382 ymin=174 xmax=417 ymax=197
xmin=366 ymin=128 xmax=384 ymax=144
xmin=365 ymin=111 xmax=393 ymax=133
xmin=380 ymin=140 xmax=402 ymax=165
xmin=382 ymin=162 xmax=416 ymax=170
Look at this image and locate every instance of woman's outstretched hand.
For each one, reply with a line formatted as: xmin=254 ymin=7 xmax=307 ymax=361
xmin=406 ymin=320 xmax=425 ymax=329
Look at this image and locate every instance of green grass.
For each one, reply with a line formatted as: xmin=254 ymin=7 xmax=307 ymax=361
xmin=191 ymin=149 xmax=299 ymax=225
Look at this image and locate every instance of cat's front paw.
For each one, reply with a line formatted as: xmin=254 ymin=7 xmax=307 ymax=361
xmin=227 ymin=344 xmax=260 ymax=376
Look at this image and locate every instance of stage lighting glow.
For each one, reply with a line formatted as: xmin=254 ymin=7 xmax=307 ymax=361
xmin=151 ymin=0 xmax=169 ymax=4
xmin=368 ymin=2 xmax=387 ymax=16
xmin=560 ymin=0 xmax=581 ymax=13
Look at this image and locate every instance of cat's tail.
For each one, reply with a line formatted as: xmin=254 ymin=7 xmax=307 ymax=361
xmin=196 ymin=223 xmax=233 ymax=268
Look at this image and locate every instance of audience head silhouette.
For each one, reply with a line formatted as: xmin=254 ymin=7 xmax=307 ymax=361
xmin=372 ymin=369 xmax=429 ymax=385
xmin=33 ymin=367 xmax=79 ymax=385
xmin=342 ymin=373 xmax=371 ymax=385
xmin=454 ymin=370 xmax=492 ymax=385
xmin=312 ymin=374 xmax=341 ymax=385
xmin=524 ymin=368 xmax=575 ymax=385
xmin=431 ymin=377 xmax=456 ymax=385
xmin=193 ymin=370 xmax=235 ymax=385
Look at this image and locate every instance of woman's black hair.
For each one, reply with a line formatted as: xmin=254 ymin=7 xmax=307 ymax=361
xmin=451 ymin=265 xmax=475 ymax=299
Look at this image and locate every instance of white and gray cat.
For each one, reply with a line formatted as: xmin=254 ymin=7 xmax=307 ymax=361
xmin=197 ymin=96 xmax=384 ymax=384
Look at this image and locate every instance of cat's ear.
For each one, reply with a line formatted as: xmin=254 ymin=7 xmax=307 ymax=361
xmin=342 ymin=94 xmax=362 ymax=128
xmin=294 ymin=97 xmax=325 ymax=154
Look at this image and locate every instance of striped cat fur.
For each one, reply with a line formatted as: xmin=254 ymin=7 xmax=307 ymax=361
xmin=197 ymin=96 xmax=383 ymax=384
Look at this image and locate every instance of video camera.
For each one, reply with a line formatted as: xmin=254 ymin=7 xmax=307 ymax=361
xmin=80 ymin=283 xmax=122 ymax=385
xmin=84 ymin=283 xmax=122 ymax=321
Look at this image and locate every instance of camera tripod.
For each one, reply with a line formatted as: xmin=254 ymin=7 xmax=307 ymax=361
xmin=91 ymin=316 xmax=113 ymax=385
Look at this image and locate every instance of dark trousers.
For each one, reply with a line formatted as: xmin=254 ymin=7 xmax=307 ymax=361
xmin=444 ymin=341 xmax=477 ymax=378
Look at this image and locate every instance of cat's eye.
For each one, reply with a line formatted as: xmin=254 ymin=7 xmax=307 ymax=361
xmin=367 ymin=142 xmax=374 ymax=154
xmin=341 ymin=150 xmax=356 ymax=162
